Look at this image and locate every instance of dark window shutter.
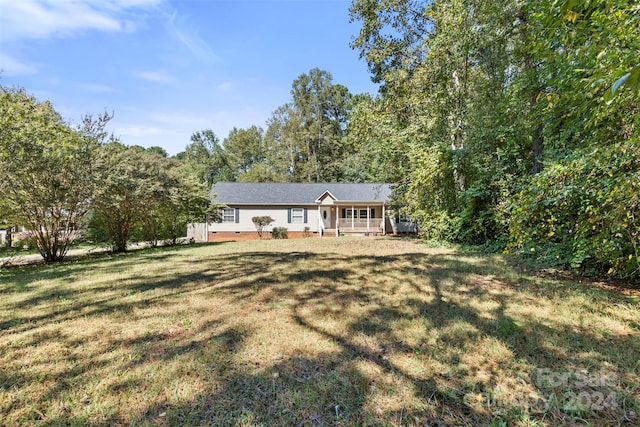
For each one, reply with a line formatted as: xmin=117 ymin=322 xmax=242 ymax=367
xmin=287 ymin=208 xmax=291 ymax=223
xmin=303 ymin=208 xmax=308 ymax=223
xmin=235 ymin=208 xmax=239 ymax=223
xmin=341 ymin=208 xmax=345 ymax=218
xmin=371 ymin=208 xmax=375 ymax=218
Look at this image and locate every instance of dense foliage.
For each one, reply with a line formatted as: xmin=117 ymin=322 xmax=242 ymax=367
xmin=348 ymin=0 xmax=639 ymax=279
xmin=0 ymin=88 xmax=211 ymax=259
xmin=0 ymin=88 xmax=96 ymax=261
xmin=3 ymin=0 xmax=637 ymax=279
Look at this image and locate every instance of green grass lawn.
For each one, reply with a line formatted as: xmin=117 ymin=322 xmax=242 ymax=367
xmin=0 ymin=238 xmax=638 ymax=426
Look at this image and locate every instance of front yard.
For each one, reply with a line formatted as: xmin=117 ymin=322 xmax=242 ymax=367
xmin=0 ymin=238 xmax=638 ymax=426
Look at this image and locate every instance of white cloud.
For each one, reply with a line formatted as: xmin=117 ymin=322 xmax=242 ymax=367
xmin=133 ymin=70 xmax=175 ymax=84
xmin=165 ymin=10 xmax=218 ymax=63
xmin=0 ymin=53 xmax=40 ymax=76
xmin=0 ymin=0 xmax=164 ymax=41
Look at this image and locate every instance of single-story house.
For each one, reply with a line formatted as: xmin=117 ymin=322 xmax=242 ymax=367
xmin=188 ymin=182 xmax=417 ymax=242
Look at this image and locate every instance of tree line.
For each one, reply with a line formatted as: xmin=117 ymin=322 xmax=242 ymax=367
xmin=176 ymin=67 xmax=381 ymax=185
xmin=176 ymin=0 xmax=639 ymax=280
xmin=0 ymin=88 xmax=211 ymax=261
xmin=2 ymin=0 xmax=638 ymax=280
xmin=345 ymin=0 xmax=639 ymax=280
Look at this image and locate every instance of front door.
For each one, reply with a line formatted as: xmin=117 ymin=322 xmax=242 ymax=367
xmin=321 ymin=207 xmax=333 ymax=229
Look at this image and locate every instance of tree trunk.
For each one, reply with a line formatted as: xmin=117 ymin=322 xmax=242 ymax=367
xmin=531 ymin=122 xmax=544 ymax=174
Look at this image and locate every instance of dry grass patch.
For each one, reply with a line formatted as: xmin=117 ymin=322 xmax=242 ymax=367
xmin=0 ymin=238 xmax=638 ymax=426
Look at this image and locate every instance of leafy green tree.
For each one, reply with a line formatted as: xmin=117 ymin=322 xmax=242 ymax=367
xmin=350 ymin=0 xmax=534 ymax=243
xmin=178 ymin=129 xmax=234 ymax=185
xmin=237 ymin=163 xmax=288 ymax=183
xmin=291 ymin=68 xmax=352 ymax=181
xmin=139 ymin=157 xmax=212 ymax=246
xmin=0 ymin=86 xmax=97 ymax=262
xmin=224 ymin=126 xmax=266 ymax=174
xmin=145 ymin=146 xmax=168 ymax=157
xmin=92 ymin=143 xmax=165 ymax=252
xmin=90 ymin=143 xmax=212 ymax=250
xmin=265 ymin=69 xmax=353 ymax=182
xmin=264 ymin=103 xmax=303 ymax=180
xmin=343 ymin=94 xmax=398 ymax=183
xmin=507 ymin=0 xmax=640 ymax=278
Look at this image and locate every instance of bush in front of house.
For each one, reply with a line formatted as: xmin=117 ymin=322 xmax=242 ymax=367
xmin=12 ymin=231 xmax=37 ymax=251
xmin=272 ymin=227 xmax=288 ymax=239
xmin=252 ymin=216 xmax=275 ymax=239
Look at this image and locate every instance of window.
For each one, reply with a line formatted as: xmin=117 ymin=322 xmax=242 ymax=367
xmin=396 ymin=214 xmax=411 ymax=223
xmin=323 ymin=210 xmax=327 ymax=220
xmin=359 ymin=209 xmax=368 ymax=219
xmin=291 ymin=208 xmax=304 ymax=223
xmin=342 ymin=208 xmax=353 ymax=219
xmin=222 ymin=208 xmax=235 ymax=223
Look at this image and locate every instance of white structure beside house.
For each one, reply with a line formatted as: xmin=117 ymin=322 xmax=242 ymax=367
xmin=188 ymin=182 xmax=417 ymax=242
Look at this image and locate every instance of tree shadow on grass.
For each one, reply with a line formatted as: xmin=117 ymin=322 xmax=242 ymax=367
xmin=1 ymin=245 xmax=638 ymax=425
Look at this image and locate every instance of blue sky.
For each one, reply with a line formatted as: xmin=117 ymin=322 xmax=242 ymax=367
xmin=0 ymin=0 xmax=379 ymax=155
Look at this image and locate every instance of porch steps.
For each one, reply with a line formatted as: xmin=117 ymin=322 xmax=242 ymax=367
xmin=322 ymin=228 xmax=338 ymax=237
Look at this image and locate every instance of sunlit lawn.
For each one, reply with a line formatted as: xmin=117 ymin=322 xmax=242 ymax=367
xmin=0 ymin=238 xmax=638 ymax=426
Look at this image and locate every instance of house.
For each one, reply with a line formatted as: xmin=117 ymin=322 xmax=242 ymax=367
xmin=188 ymin=182 xmax=417 ymax=242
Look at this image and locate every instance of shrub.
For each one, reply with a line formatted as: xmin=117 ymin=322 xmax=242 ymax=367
xmin=508 ymin=142 xmax=640 ymax=279
xmin=252 ymin=216 xmax=274 ymax=239
xmin=13 ymin=231 xmax=37 ymax=251
xmin=272 ymin=227 xmax=288 ymax=239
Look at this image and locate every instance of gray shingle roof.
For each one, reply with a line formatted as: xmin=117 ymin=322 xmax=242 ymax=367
xmin=211 ymin=182 xmax=393 ymax=205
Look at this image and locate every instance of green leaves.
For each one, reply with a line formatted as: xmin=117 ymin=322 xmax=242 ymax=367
xmin=508 ymin=142 xmax=640 ymax=278
xmin=607 ymin=66 xmax=640 ymax=102
xmin=0 ymin=86 xmax=98 ymax=262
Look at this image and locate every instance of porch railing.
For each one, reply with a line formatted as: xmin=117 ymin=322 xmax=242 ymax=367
xmin=337 ymin=218 xmax=383 ymax=230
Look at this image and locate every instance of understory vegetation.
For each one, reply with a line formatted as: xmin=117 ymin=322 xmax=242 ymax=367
xmin=0 ymin=239 xmax=638 ymax=426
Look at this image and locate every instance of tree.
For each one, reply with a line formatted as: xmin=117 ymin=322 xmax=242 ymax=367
xmin=139 ymin=157 xmax=212 ymax=246
xmin=223 ymin=126 xmax=267 ymax=175
xmin=92 ymin=143 xmax=166 ymax=252
xmin=290 ymin=68 xmax=352 ymax=182
xmin=507 ymin=0 xmax=640 ymax=278
xmin=252 ymin=216 xmax=274 ymax=239
xmin=178 ymin=129 xmax=234 ymax=185
xmin=265 ymin=103 xmax=304 ymax=180
xmin=0 ymin=86 xmax=98 ymax=262
xmin=349 ymin=0 xmax=534 ymax=242
xmin=265 ymin=69 xmax=353 ymax=182
xmin=350 ymin=0 xmax=639 ymax=279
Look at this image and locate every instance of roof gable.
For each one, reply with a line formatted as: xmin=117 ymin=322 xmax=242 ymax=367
xmin=315 ymin=190 xmax=337 ymax=203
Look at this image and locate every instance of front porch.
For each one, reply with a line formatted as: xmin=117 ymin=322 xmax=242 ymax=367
xmin=318 ymin=204 xmax=387 ymax=237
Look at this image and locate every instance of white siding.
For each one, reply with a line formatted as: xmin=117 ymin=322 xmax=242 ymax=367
xmin=187 ymin=223 xmax=208 ymax=242
xmin=208 ymin=205 xmax=319 ymax=233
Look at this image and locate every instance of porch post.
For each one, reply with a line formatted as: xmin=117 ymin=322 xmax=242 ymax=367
xmin=351 ymin=205 xmax=354 ymax=230
xmin=382 ymin=204 xmax=386 ymax=235
xmin=317 ymin=203 xmax=322 ymax=237
xmin=336 ymin=205 xmax=339 ymax=236
xmin=367 ymin=204 xmax=370 ymax=231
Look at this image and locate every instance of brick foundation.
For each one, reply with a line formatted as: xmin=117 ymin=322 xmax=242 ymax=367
xmin=208 ymin=231 xmax=319 ymax=242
